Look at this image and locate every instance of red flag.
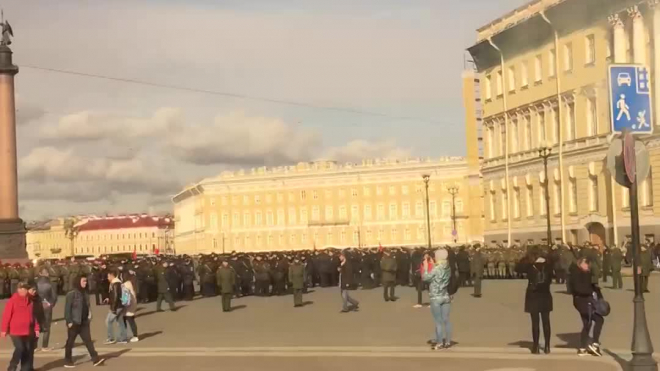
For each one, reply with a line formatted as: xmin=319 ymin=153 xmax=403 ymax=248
xmin=378 ymin=242 xmax=383 ymax=253
xmin=132 ymin=247 xmax=137 ymax=260
xmin=154 ymin=247 xmax=160 ymax=255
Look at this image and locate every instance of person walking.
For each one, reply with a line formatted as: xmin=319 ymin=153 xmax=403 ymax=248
xmin=64 ymin=275 xmax=105 ymax=368
xmin=610 ymin=246 xmax=624 ymax=290
xmin=288 ymin=256 xmax=305 ymax=307
xmin=380 ymin=250 xmax=397 ymax=302
xmin=422 ymin=249 xmax=453 ymax=350
xmin=1 ymin=282 xmax=40 ymax=371
xmin=122 ymin=272 xmax=139 ymax=343
xmin=339 ymin=251 xmax=359 ymax=313
xmin=571 ymin=257 xmax=605 ymax=357
xmin=216 ymin=260 xmax=236 ymax=312
xmin=35 ymin=269 xmax=57 ymax=352
xmin=104 ymin=270 xmax=128 ymax=345
xmin=524 ymin=249 xmax=553 ymax=354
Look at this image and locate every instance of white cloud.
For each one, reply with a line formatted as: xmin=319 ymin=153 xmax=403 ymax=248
xmin=321 ymin=139 xmax=411 ymax=163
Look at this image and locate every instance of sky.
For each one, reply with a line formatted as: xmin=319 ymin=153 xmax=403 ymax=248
xmin=6 ymin=0 xmax=529 ymax=220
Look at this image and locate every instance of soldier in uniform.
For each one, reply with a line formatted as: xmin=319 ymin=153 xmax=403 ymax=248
xmin=216 ymin=260 xmax=236 ymax=312
xmin=59 ymin=262 xmax=70 ymax=294
xmin=380 ymin=250 xmax=397 ymax=302
xmin=8 ymin=263 xmax=19 ymax=294
xmin=253 ymin=255 xmax=270 ymax=296
xmin=181 ymin=259 xmax=195 ymax=301
xmin=497 ymin=251 xmax=507 ymax=279
xmin=560 ymin=245 xmax=576 ymax=293
xmin=602 ymin=245 xmax=612 ymax=284
xmin=610 ymin=245 xmax=624 ymax=289
xmin=289 ymin=256 xmax=305 ymax=307
xmin=198 ymin=259 xmax=216 ymax=297
xmin=487 ymin=251 xmax=496 ymax=279
xmin=471 ymin=246 xmax=484 ymax=298
xmin=456 ymin=247 xmax=471 ymax=287
xmin=640 ymin=245 xmax=653 ymax=293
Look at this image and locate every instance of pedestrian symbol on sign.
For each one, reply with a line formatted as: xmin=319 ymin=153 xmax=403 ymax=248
xmin=616 ymin=94 xmax=631 ymax=121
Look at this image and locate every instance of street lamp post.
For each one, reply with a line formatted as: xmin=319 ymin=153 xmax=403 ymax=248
xmin=447 ymin=185 xmax=459 ymax=243
xmin=423 ymin=174 xmax=432 ymax=249
xmin=538 ymin=141 xmax=552 ymax=247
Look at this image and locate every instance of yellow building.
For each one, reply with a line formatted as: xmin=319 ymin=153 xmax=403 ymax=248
xmin=467 ymin=0 xmax=660 ymax=246
xmin=26 ymin=218 xmax=72 ymax=260
xmin=73 ymin=215 xmax=174 ymax=257
xmin=172 ymin=158 xmax=484 ymax=254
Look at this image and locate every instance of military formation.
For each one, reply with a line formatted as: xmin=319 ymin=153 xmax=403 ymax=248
xmin=1 ymin=241 xmax=655 ymax=307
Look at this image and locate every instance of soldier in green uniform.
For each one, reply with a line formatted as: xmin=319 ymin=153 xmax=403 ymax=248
xmin=8 ymin=263 xmax=19 ymax=294
xmin=288 ymin=256 xmax=305 ymax=307
xmin=60 ymin=263 xmax=70 ymax=294
xmin=486 ymin=251 xmax=496 ymax=278
xmin=640 ymin=245 xmax=654 ymax=293
xmin=216 ymin=260 xmax=236 ymax=312
xmin=380 ymin=250 xmax=397 ymax=302
xmin=497 ymin=251 xmax=507 ymax=279
xmin=69 ymin=258 xmax=81 ymax=291
xmin=471 ymin=247 xmax=484 ymax=298
xmin=18 ymin=264 xmax=30 ymax=284
xmin=610 ymin=246 xmax=624 ymax=289
xmin=507 ymin=252 xmax=516 ymax=279
xmin=602 ymin=246 xmax=612 ymax=284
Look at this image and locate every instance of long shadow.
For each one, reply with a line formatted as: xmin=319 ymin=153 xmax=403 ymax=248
xmin=139 ymin=330 xmax=163 ymax=341
xmin=230 ymin=304 xmax=247 ymax=312
xmin=52 ymin=317 xmax=65 ymax=322
xmin=301 ymin=301 xmax=314 ymax=307
xmin=73 ymin=339 xmax=96 ymax=347
xmin=508 ymin=340 xmax=534 ymax=352
xmin=134 ymin=307 xmax=144 ymax=313
xmin=556 ymin=332 xmax=581 ymax=349
xmin=134 ymin=310 xmax=157 ymax=319
xmin=38 ymin=349 xmax=131 ymax=371
xmin=171 ymin=305 xmax=187 ymax=312
xmin=604 ymin=349 xmax=630 ymax=371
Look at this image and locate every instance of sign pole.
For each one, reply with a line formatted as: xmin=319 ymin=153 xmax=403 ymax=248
xmin=624 ymin=133 xmax=656 ymax=371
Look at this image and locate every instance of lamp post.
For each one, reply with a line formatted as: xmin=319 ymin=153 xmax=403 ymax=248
xmin=447 ymin=185 xmax=459 ymax=243
xmin=538 ymin=141 xmax=552 ymax=247
xmin=422 ymin=174 xmax=432 ymax=249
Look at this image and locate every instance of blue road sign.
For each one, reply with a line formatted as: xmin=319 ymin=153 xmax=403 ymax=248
xmin=609 ymin=64 xmax=653 ymax=134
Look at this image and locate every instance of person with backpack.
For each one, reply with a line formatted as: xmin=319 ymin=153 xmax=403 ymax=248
xmin=523 ymin=248 xmax=554 ymax=354
xmin=121 ymin=272 xmax=139 ymax=343
xmin=422 ymin=249 xmax=454 ymax=350
xmin=104 ymin=270 xmax=128 ymax=344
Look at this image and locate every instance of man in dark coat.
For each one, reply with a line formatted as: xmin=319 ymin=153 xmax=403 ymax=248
xmin=181 ymin=260 xmax=195 ymax=301
xmin=380 ymin=250 xmax=397 ymax=302
xmin=601 ymin=246 xmax=612 ymax=284
xmin=640 ymin=245 xmax=653 ymax=293
xmin=395 ymin=248 xmax=410 ymax=286
xmin=198 ymin=259 xmax=216 ymax=297
xmin=610 ymin=246 xmax=624 ymax=289
xmin=289 ymin=257 xmax=305 ymax=307
xmin=338 ymin=252 xmax=359 ymax=313
xmin=471 ymin=247 xmax=485 ymax=298
xmin=156 ymin=261 xmax=175 ymax=312
xmin=253 ymin=256 xmax=270 ymax=296
xmin=216 ymin=260 xmax=236 ymax=312
xmin=318 ymin=251 xmax=332 ymax=287
xmin=457 ymin=247 xmax=471 ymax=287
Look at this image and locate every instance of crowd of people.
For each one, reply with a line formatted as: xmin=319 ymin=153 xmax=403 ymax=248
xmin=0 ymin=241 xmax=655 ymax=369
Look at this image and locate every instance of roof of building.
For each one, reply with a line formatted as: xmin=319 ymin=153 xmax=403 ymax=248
xmin=76 ymin=214 xmax=174 ymax=232
xmin=475 ymin=0 xmax=566 ymax=41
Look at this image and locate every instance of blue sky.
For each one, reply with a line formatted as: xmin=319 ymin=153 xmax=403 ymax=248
xmin=7 ymin=0 xmax=529 ymax=219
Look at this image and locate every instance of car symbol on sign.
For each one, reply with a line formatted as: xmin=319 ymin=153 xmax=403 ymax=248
xmin=617 ymin=72 xmax=632 ymax=87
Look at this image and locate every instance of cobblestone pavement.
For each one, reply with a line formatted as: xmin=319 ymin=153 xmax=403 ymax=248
xmin=1 ymin=276 xmax=658 ymax=370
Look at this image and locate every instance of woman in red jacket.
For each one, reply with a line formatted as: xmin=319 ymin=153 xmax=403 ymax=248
xmin=1 ymin=281 xmax=40 ymax=371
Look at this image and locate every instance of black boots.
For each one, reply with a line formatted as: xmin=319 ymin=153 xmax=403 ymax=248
xmin=531 ymin=344 xmax=540 ymax=354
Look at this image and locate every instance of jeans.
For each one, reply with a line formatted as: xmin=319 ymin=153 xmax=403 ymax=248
xmin=65 ymin=323 xmax=99 ymax=363
xmin=9 ymin=335 xmax=33 ymax=371
xmin=430 ymin=300 xmax=452 ymax=344
xmin=40 ymin=307 xmax=53 ymax=348
xmin=580 ymin=312 xmax=604 ymax=348
xmin=124 ymin=315 xmax=138 ymax=338
xmin=340 ymin=289 xmax=358 ymax=311
xmin=105 ymin=311 xmax=128 ymax=342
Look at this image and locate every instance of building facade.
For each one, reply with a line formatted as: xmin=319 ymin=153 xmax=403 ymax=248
xmin=26 ymin=218 xmax=72 ymax=260
xmin=172 ymin=158 xmax=483 ymax=255
xmin=73 ymin=215 xmax=174 ymax=257
xmin=467 ymin=0 xmax=660 ymax=246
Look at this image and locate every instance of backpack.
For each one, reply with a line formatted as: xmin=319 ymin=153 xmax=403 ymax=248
xmin=120 ymin=284 xmax=132 ymax=307
xmin=448 ymin=268 xmax=460 ymax=296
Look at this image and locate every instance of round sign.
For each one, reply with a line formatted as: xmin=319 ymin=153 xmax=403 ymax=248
xmin=623 ymin=132 xmax=636 ymax=184
xmin=451 ymin=229 xmax=457 ymax=237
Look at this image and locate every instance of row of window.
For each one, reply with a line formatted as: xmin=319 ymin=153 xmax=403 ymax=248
xmin=208 ymin=184 xmax=445 ymax=207
xmin=488 ymin=172 xmax=653 ymax=222
xmin=75 ymin=243 xmax=157 ymax=255
xmin=484 ymin=34 xmax=597 ymax=100
xmin=486 ymin=96 xmax=598 ymax=158
xmin=207 ymin=199 xmax=464 ymax=229
xmin=212 ymin=223 xmax=464 ymax=248
xmin=78 ymin=231 xmax=158 ymax=242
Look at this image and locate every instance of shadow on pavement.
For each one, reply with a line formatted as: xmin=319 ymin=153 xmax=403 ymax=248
xmin=556 ymin=332 xmax=581 ymax=348
xmin=508 ymin=340 xmax=534 ymax=351
xmin=604 ymin=349 xmax=630 ymax=371
xmin=301 ymin=301 xmax=314 ymax=307
xmin=230 ymin=305 xmax=247 ymax=312
xmin=134 ymin=310 xmax=157 ymax=319
xmin=139 ymin=331 xmax=163 ymax=341
xmin=38 ymin=349 xmax=131 ymax=371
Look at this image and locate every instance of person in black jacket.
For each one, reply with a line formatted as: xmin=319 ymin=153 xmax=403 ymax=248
xmin=571 ymin=257 xmax=604 ymax=357
xmin=104 ymin=270 xmax=127 ymax=344
xmin=339 ymin=251 xmax=359 ymax=313
xmin=35 ymin=269 xmax=57 ymax=351
xmin=63 ymin=275 xmax=105 ymax=368
xmin=523 ymin=248 xmax=553 ymax=354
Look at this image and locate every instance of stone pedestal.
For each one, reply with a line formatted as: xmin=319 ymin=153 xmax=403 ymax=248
xmin=0 ymin=45 xmax=26 ymax=259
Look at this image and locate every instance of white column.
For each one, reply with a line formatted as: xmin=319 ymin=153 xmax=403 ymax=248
xmin=609 ymin=14 xmax=627 ymax=63
xmin=629 ymin=5 xmax=646 ymax=64
xmin=650 ymin=0 xmax=660 ymax=127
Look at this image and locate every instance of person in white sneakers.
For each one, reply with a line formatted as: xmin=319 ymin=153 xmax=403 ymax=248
xmin=122 ymin=271 xmax=139 ymax=343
